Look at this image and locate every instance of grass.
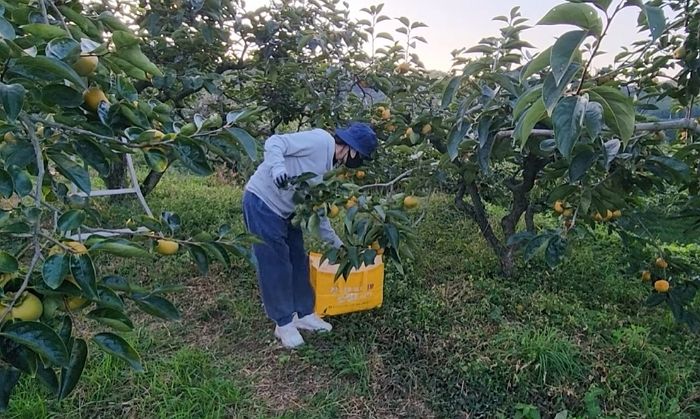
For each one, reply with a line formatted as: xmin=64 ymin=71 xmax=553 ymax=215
xmin=5 ymin=172 xmax=700 ymax=418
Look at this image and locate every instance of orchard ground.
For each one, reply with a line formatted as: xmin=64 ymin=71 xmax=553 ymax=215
xmin=6 ymin=171 xmax=700 ymax=419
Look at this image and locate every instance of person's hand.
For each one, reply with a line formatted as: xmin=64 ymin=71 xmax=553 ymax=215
xmin=273 ymin=172 xmax=289 ymax=188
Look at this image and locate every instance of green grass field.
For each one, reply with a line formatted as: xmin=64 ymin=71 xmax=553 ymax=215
xmin=5 ymin=172 xmax=700 ymax=418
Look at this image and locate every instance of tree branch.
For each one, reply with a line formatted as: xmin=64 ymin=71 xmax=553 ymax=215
xmin=28 ymin=116 xmax=120 ymax=143
xmin=358 ymin=169 xmax=414 ymax=191
xmin=39 ymin=0 xmax=49 ymax=24
xmin=454 ymin=180 xmax=508 ymax=258
xmin=494 ymin=118 xmax=700 ymax=141
xmin=501 ymin=153 xmax=547 ymax=240
xmin=46 ymin=0 xmax=74 ymax=40
xmin=454 ymin=182 xmax=475 ymax=216
xmin=576 ymin=3 xmax=623 ymax=94
xmin=0 ymin=116 xmax=46 ymax=323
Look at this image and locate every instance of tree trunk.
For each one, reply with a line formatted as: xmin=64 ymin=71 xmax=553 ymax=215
xmin=500 ymin=250 xmax=515 ymax=277
xmin=454 ymin=153 xmax=548 ymax=277
xmin=105 ymin=155 xmax=127 ymax=202
xmin=525 ymin=204 xmax=536 ymax=233
xmin=455 ymin=181 xmax=513 ymax=276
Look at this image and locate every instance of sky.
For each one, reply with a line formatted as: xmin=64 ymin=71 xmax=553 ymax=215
xmin=243 ymin=0 xmax=649 ymax=71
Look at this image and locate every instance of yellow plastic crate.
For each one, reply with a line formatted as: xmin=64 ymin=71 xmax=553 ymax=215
xmin=308 ymin=252 xmax=384 ymax=316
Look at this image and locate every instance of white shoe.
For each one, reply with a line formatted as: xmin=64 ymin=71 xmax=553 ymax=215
xmin=293 ymin=313 xmax=332 ymax=332
xmin=274 ymin=323 xmax=304 ymax=348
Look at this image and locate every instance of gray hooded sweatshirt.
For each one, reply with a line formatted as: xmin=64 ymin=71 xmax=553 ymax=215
xmin=245 ymin=129 xmax=343 ymax=248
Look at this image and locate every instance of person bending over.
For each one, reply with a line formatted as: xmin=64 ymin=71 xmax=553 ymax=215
xmin=243 ymin=122 xmax=378 ymax=348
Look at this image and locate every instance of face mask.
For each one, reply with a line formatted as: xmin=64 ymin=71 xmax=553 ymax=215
xmin=344 ymin=153 xmax=364 ymax=168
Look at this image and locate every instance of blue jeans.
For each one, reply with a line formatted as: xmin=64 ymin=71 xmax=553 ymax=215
xmin=242 ymin=191 xmax=314 ymax=326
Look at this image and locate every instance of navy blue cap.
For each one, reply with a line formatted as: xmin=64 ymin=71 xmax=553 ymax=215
xmin=335 ymin=122 xmax=378 ymax=158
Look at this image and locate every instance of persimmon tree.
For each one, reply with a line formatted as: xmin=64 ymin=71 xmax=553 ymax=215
xmin=0 ymin=0 xmax=258 ymax=410
xmin=435 ymin=1 xmax=699 ymax=328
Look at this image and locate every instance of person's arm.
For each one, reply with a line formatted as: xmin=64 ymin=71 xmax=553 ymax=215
xmin=318 ymin=217 xmax=343 ymax=248
xmin=264 ymin=133 xmax=321 ymax=182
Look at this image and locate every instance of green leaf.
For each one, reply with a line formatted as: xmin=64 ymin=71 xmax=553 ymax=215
xmin=513 ymin=85 xmax=543 ymax=121
xmin=201 ymin=243 xmax=230 ymax=266
xmin=90 ymin=239 xmax=150 ymax=258
xmin=131 ymin=293 xmax=181 ymax=321
xmin=477 ymin=117 xmax=494 ymax=175
xmin=173 ymin=138 xmax=213 ymax=176
xmin=43 ymin=254 xmax=69 ymax=290
xmin=550 ymin=30 xmax=588 ymax=85
xmin=0 ymin=367 xmax=21 ymax=412
xmin=92 ymin=333 xmax=143 ymax=372
xmin=98 ymin=12 xmax=131 ymax=33
xmin=87 ymin=308 xmax=134 ymax=332
xmin=108 ymin=56 xmax=147 ymax=80
xmin=187 ymin=244 xmax=209 ymax=274
xmin=521 ymin=47 xmax=551 ymax=80
xmin=645 ymin=156 xmax=691 ymax=183
xmin=569 ymin=146 xmax=596 ymax=182
xmin=102 ymin=275 xmax=131 ymax=292
xmin=35 ymin=365 xmax=59 ymax=396
xmin=69 ymin=254 xmax=98 ymax=300
xmin=225 ymin=108 xmax=262 ymax=125
xmin=144 ymin=148 xmax=169 ymax=173
xmin=645 ymin=293 xmax=666 ymax=307
xmin=384 ymin=224 xmax=400 ymax=249
xmin=224 ymin=127 xmax=258 ymax=161
xmin=543 ymin=63 xmax=580 ymax=115
xmin=114 ymin=46 xmax=162 ymax=77
xmin=58 ymin=338 xmax=87 ymax=400
xmin=584 ymin=101 xmax=603 ymax=138
xmin=0 ymin=251 xmax=18 ymax=273
xmin=0 ymin=83 xmax=25 ymax=122
xmin=8 ymin=56 xmax=87 ymax=89
xmin=0 ymin=17 xmax=16 ymax=41
xmin=0 ymin=169 xmax=13 ymax=198
xmin=588 ymin=86 xmax=635 ymax=143
xmin=0 ymin=322 xmax=69 ymax=367
xmin=553 ymin=96 xmax=586 ymax=158
xmin=308 ymin=212 xmax=321 ymax=237
xmin=580 ymin=187 xmax=592 ymax=214
xmin=537 ymin=3 xmax=603 ymax=37
xmin=48 ymin=152 xmax=91 ymax=194
xmin=447 ymin=121 xmax=471 ymax=161
xmin=569 ymin=0 xmax=612 ymax=11
xmin=1 ymin=141 xmax=34 ymax=168
xmin=539 ymin=139 xmax=557 ymax=153
xmin=20 ymin=23 xmax=68 ymax=40
xmin=57 ymin=6 xmax=101 ymax=39
xmin=57 ymin=210 xmax=85 ymax=233
xmin=97 ymin=286 xmax=125 ymax=311
xmin=515 ymin=98 xmax=547 ymax=146
xmin=111 ymin=31 xmax=140 ymax=49
xmin=45 ymin=37 xmax=81 ymax=62
xmin=548 ymin=184 xmax=579 ymax=202
xmin=544 ymin=235 xmax=567 ymax=268
xmin=507 ymin=231 xmax=536 ymax=247
xmin=41 ymin=84 xmax=84 ymax=108
xmin=602 ymin=139 xmax=620 ymax=170
xmin=441 ymin=76 xmax=462 ymax=108
xmin=0 ymin=342 xmax=37 ymax=375
xmin=643 ymin=5 xmax=665 ymax=41
xmin=524 ymin=234 xmax=550 ymax=262
xmin=73 ymin=139 xmax=111 ymax=178
xmin=8 ymin=166 xmax=31 ymax=197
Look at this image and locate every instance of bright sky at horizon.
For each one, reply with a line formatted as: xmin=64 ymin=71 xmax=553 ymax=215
xmin=244 ymin=0 xmax=650 ymax=71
